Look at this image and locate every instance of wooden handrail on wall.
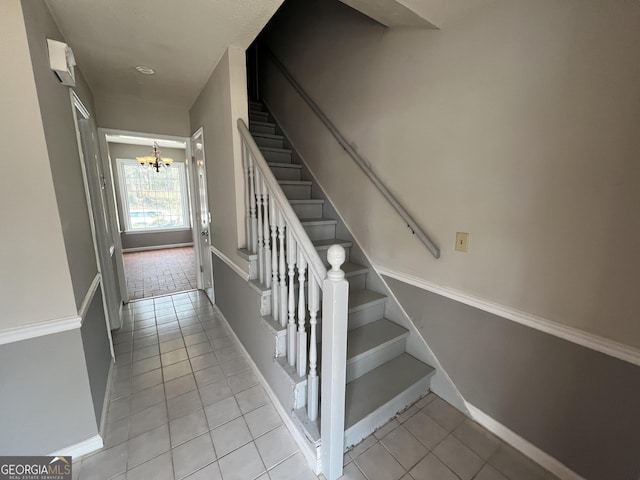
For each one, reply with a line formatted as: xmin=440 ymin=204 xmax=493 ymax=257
xmin=264 ymin=50 xmax=441 ymax=259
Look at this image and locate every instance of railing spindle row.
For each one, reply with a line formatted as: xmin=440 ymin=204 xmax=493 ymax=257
xmin=239 ymin=119 xmax=347 ymax=480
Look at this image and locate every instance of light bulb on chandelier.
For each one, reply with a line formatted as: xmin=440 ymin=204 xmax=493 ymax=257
xmin=136 ymin=142 xmax=174 ymax=172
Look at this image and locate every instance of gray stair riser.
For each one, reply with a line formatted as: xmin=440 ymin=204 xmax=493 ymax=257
xmin=302 ymin=223 xmax=337 ymax=241
xmin=249 ymin=102 xmax=264 ymax=112
xmin=250 ymin=112 xmax=269 ymax=122
xmin=316 ymin=245 xmax=351 ymax=265
xmin=344 ymin=375 xmax=432 ymax=449
xmin=254 ymin=135 xmax=284 ymax=149
xmin=262 ymin=149 xmax=292 ymax=163
xmin=346 ymin=273 xmax=367 ymax=290
xmin=271 ymin=166 xmax=301 ymax=181
xmin=346 ymin=336 xmax=407 ymax=383
xmin=250 ymin=123 xmax=276 ymax=135
xmin=281 ymin=183 xmax=312 ymax=200
xmin=348 ymin=302 xmax=386 ymax=330
xmin=291 ymin=202 xmax=324 ymax=219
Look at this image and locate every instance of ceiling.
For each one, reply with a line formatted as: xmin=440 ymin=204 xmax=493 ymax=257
xmin=45 ymin=0 xmax=284 ymax=108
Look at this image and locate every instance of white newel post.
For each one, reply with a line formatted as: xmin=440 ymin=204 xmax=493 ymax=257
xmin=320 ymin=245 xmax=349 ymax=480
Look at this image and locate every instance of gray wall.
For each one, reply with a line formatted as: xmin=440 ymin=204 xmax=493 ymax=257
xmin=120 ymin=230 xmax=192 ymax=251
xmin=0 ymin=329 xmax=98 ymax=454
xmin=384 ymin=277 xmax=640 ymax=480
xmin=21 ymin=0 xmax=98 ymax=309
xmin=189 ymin=47 xmax=250 ymax=269
xmin=261 ymin=0 xmax=640 ymax=349
xmin=0 ymin=0 xmax=77 ymax=328
xmin=212 ymin=254 xmax=299 ymax=417
xmin=80 ymin=288 xmax=112 ymax=427
xmin=96 ymin=93 xmax=191 ymax=137
xmin=107 ymin=143 xmax=193 ymax=250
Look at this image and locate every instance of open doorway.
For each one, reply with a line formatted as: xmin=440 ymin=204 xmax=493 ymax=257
xmin=98 ymin=130 xmax=207 ymax=301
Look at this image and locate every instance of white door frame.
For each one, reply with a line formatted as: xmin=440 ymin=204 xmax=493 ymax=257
xmin=70 ymin=91 xmax=115 ymax=358
xmin=190 ymin=127 xmax=214 ymax=303
xmin=97 ymin=128 xmax=198 ymax=302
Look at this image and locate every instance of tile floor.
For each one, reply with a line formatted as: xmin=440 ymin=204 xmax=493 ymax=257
xmin=77 ymin=291 xmax=560 ymax=480
xmin=123 ymin=247 xmax=197 ymax=300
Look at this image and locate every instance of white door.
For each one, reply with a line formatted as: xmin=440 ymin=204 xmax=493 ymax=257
xmin=191 ymin=128 xmax=214 ymax=303
xmin=71 ymin=92 xmax=118 ymax=352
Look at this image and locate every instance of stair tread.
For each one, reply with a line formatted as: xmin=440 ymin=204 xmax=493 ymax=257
xmin=312 ymin=238 xmax=353 ymax=249
xmin=300 ymin=218 xmax=338 ymax=226
xmin=260 ymin=146 xmax=292 ymax=153
xmin=345 ymin=354 xmax=435 ymax=430
xmin=342 ymin=262 xmax=368 ymax=277
xmin=289 ymin=199 xmax=324 ymax=204
xmin=268 ymin=162 xmax=302 ymax=169
xmin=253 ymin=132 xmax=284 ymax=140
xmin=278 ymin=180 xmax=312 ymax=185
xmin=249 ymin=119 xmax=276 ymax=127
xmin=349 ymin=288 xmax=386 ymax=312
xmin=347 ymin=319 xmax=408 ymax=363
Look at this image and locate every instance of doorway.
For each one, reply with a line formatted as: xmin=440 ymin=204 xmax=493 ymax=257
xmin=97 ymin=129 xmax=210 ymax=302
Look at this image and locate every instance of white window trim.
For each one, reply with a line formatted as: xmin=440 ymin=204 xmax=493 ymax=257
xmin=116 ymin=158 xmax=191 ymax=233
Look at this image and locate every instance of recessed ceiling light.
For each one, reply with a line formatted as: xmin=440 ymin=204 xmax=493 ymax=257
xmin=135 ymin=65 xmax=155 ymax=75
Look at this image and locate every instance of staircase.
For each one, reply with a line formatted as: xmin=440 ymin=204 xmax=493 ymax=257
xmin=247 ymin=100 xmax=436 ymax=448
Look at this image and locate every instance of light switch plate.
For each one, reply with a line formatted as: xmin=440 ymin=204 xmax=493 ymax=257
xmin=455 ymin=232 xmax=469 ymax=252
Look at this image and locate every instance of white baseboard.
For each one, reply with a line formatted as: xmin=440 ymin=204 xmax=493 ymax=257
xmin=212 ymin=304 xmax=321 ymax=474
xmin=99 ymin=360 xmax=116 ymax=437
xmin=122 ymin=242 xmax=193 ymax=253
xmin=465 ymin=403 xmax=584 ymax=480
xmin=376 ymin=266 xmax=640 ymax=367
xmin=49 ymin=434 xmax=103 ymax=459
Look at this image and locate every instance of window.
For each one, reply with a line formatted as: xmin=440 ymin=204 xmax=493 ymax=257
xmin=116 ymin=159 xmax=190 ymax=232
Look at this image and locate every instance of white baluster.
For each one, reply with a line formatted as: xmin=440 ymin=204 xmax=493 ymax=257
xmin=278 ymin=212 xmax=287 ymax=329
xmin=270 ymin=198 xmax=279 ymax=322
xmin=263 ymin=180 xmax=272 ymax=289
xmin=321 ymin=245 xmax=349 ymax=480
xmin=255 ymin=170 xmax=264 ymax=285
xmin=287 ymin=230 xmax=297 ymax=367
xmin=297 ymin=252 xmax=307 ymax=378
xmin=307 ymin=275 xmax=320 ymax=421
xmin=242 ymin=141 xmax=251 ymax=251
xmin=248 ymin=155 xmax=257 ymax=254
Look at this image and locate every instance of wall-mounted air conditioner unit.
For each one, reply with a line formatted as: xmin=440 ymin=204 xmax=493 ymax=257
xmin=47 ymin=39 xmax=76 ymax=87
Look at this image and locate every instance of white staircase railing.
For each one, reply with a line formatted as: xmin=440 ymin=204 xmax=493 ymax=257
xmin=238 ymin=119 xmax=348 ymax=480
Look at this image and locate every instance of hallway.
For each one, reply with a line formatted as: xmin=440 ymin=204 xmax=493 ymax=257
xmin=123 ymin=247 xmax=197 ymax=300
xmin=76 ymin=290 xmax=559 ymax=480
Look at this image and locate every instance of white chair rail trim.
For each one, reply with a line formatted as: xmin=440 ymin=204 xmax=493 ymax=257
xmin=466 ymin=403 xmax=585 ymax=480
xmin=375 ymin=265 xmax=640 ymax=367
xmin=0 ymin=315 xmax=82 ymax=346
xmin=49 ymin=434 xmax=104 ymax=459
xmin=79 ymin=273 xmax=102 ymax=322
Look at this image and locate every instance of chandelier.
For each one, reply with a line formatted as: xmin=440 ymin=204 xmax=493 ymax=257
xmin=136 ymin=142 xmax=174 ymax=172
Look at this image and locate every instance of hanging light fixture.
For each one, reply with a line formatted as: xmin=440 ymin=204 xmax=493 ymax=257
xmin=136 ymin=142 xmax=174 ymax=172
